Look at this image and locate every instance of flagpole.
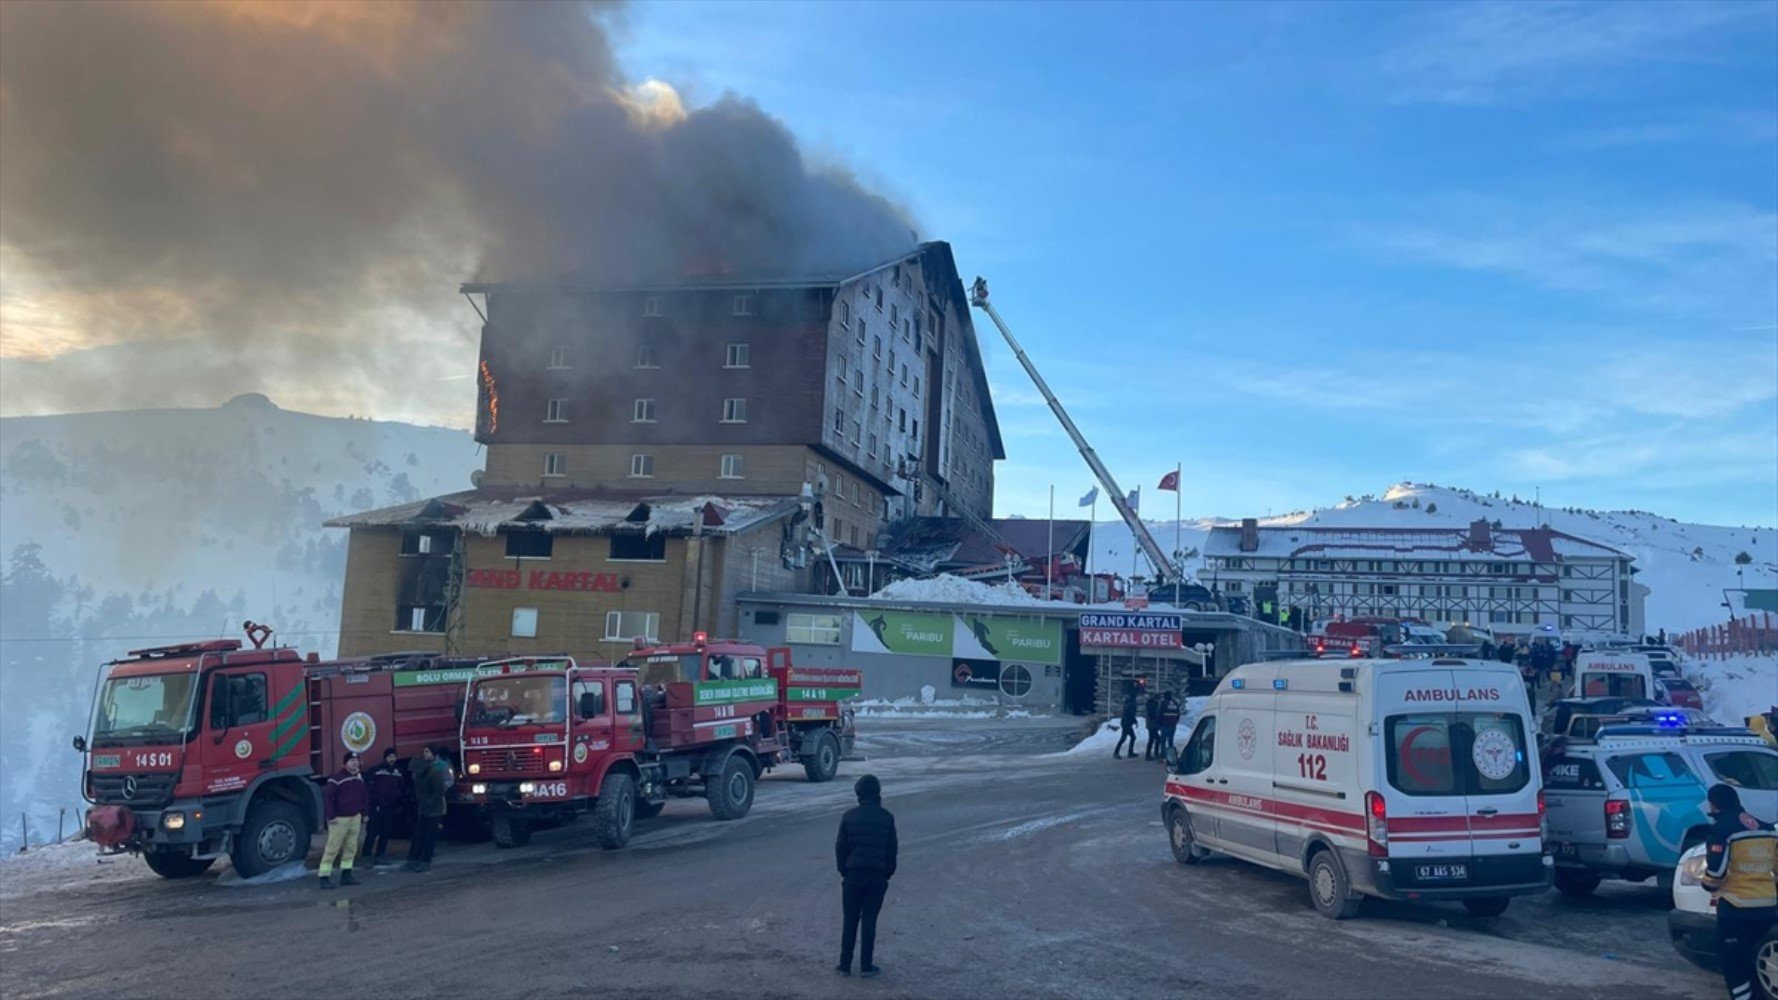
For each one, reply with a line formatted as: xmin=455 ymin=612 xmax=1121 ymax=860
xmin=1046 ymin=484 xmax=1055 ymax=601
xmin=1174 ymin=462 xmax=1182 ymax=583
xmin=1089 ymin=493 xmax=1097 ymax=598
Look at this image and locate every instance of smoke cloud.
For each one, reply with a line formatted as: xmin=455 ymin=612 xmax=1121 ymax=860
xmin=0 ymin=1 xmax=916 ymax=421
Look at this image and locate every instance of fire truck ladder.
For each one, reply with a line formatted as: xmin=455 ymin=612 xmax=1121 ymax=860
xmin=968 ymin=277 xmax=1178 ymax=582
xmin=442 ymin=541 xmax=468 ymax=656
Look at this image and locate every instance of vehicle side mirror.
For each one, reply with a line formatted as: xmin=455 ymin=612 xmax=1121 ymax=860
xmin=72 ymin=735 xmax=87 ymax=753
xmin=578 ymin=692 xmax=601 ymax=718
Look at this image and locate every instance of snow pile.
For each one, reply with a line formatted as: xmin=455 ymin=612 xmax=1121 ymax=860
xmin=1057 ymin=697 xmax=1206 ymax=757
xmin=871 ymin=574 xmax=1046 ymax=606
xmin=1682 ymin=654 xmax=1778 ymax=726
xmin=1084 ymin=482 xmax=1774 ymax=633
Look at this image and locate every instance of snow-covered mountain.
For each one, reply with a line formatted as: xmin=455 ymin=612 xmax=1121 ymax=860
xmin=0 ymin=395 xmax=480 ymax=853
xmin=1084 ymin=482 xmax=1776 ymax=634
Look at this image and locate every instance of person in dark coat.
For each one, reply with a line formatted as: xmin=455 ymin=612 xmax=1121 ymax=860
xmin=1113 ymin=689 xmax=1139 ymax=760
xmin=362 ymin=748 xmax=405 ymax=867
xmin=1700 ymin=783 xmax=1777 ymax=1000
xmin=1158 ymin=692 xmax=1183 ymax=760
xmin=1142 ymin=692 xmax=1163 ymax=760
xmin=405 ymin=745 xmax=451 ymax=873
xmin=835 ymin=774 xmax=897 ymax=979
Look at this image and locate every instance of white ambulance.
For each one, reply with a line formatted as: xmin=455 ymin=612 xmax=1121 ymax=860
xmin=1569 ymin=651 xmax=1656 ymax=701
xmin=1162 ymin=657 xmax=1551 ymax=919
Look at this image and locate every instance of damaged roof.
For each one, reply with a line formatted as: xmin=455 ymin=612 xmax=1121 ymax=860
xmin=325 ymin=488 xmax=803 ymax=537
xmin=884 ymin=517 xmax=1092 ymax=573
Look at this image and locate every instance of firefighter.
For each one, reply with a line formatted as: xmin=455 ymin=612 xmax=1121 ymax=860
xmin=1701 ymin=783 xmax=1777 ymax=1000
xmin=318 ymin=752 xmax=368 ymax=889
xmin=405 ymin=745 xmax=451 ymax=874
xmin=1113 ymin=688 xmax=1139 ymax=760
xmin=835 ymin=774 xmax=897 ymax=979
xmin=362 ymin=748 xmax=405 ymax=867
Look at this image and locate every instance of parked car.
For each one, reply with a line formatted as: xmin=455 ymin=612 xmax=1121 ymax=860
xmin=1542 ymin=724 xmax=1778 ymax=896
xmin=1670 ymin=843 xmax=1778 ymax=998
xmin=1539 ymin=696 xmax=1664 ymax=752
xmin=1142 ymin=582 xmax=1220 ymax=612
xmin=1656 ymin=674 xmax=1705 ymax=711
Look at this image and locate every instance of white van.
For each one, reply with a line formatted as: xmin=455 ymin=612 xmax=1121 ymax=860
xmin=1163 ymin=657 xmax=1551 ymax=919
xmin=1570 ymin=651 xmax=1656 ymax=701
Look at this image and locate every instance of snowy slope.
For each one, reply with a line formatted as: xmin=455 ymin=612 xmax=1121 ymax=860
xmin=1082 ymin=482 xmax=1774 ymax=635
xmin=0 ymin=395 xmax=480 ymax=853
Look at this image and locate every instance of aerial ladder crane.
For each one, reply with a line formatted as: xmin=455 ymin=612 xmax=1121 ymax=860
xmin=968 ymin=277 xmax=1181 ymax=587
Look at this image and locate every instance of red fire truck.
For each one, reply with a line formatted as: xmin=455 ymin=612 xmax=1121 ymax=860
xmin=75 ymin=627 xmax=489 ymax=879
xmin=460 ymin=634 xmax=861 ymax=850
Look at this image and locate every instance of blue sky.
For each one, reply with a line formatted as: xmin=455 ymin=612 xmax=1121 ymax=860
xmin=619 ymin=1 xmax=1778 ymax=527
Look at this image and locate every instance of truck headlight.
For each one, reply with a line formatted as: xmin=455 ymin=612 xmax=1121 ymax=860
xmin=471 ymin=783 xmax=487 ymax=795
xmin=547 ymin=759 xmax=563 ymax=772
xmin=519 ymin=782 xmax=536 ymax=794
xmin=161 ymin=811 xmax=186 ymax=831
xmin=467 ymin=763 xmax=481 ymax=775
xmin=1678 ymin=857 xmax=1706 ymax=887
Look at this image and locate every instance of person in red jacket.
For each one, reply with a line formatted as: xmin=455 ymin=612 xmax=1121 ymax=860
xmin=361 ymin=748 xmax=405 ymax=867
xmin=319 ymin=752 xmax=369 ymax=889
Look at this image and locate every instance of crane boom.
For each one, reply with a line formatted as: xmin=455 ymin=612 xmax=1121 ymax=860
xmin=968 ymin=277 xmax=1178 ymax=582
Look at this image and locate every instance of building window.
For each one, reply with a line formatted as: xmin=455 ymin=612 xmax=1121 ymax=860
xmin=872 ymin=336 xmax=882 ymax=360
xmin=833 ymin=409 xmax=845 ymax=435
xmin=874 ymin=286 xmax=883 ymax=310
xmin=890 ymin=303 xmax=899 ymax=326
xmin=548 ymin=346 xmax=569 ymax=370
xmin=900 ymin=364 xmax=909 ymax=387
xmin=400 ymin=531 xmax=454 ymax=556
xmin=725 ymin=343 xmax=750 ymax=368
xmin=898 ymin=408 xmax=907 ymax=432
xmin=400 ymin=606 xmax=443 ymax=633
xmin=853 ymin=368 xmax=865 ymax=395
xmin=913 ymin=376 xmax=920 ymax=397
xmin=635 ymin=344 xmax=658 ymax=369
xmin=840 ymin=300 xmax=851 ymax=328
xmin=720 ymin=454 xmax=744 ymax=479
xmin=545 ymin=398 xmax=568 ymax=423
xmin=543 ymin=452 xmax=566 ymax=477
xmin=629 ymin=453 xmax=654 ymax=478
xmin=850 ymin=419 xmax=861 ymax=445
xmin=643 ymin=296 xmax=662 ymax=317
xmin=857 ymin=317 xmax=866 ymax=346
xmin=604 ymin=610 xmax=660 ymax=643
xmin=721 ymin=398 xmax=747 ymax=423
xmin=868 ymin=433 xmax=878 ymax=459
xmin=505 ymin=532 xmax=553 ymax=559
xmin=786 ymin=612 xmax=842 ymax=645
xmin=632 ymin=398 xmax=656 ymax=423
xmin=609 ymin=532 xmax=667 ymax=561
xmin=888 ymin=349 xmax=896 ymax=373
xmin=834 ymin=475 xmax=846 ymax=499
xmin=511 ymin=607 xmax=539 ymax=639
xmin=911 ymin=418 xmax=919 ymax=441
xmin=733 ymin=294 xmax=754 ymax=317
xmin=870 ymin=385 xmax=879 ymax=410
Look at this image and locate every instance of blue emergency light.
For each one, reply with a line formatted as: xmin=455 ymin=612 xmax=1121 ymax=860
xmin=1273 ymin=678 xmax=1288 ymax=690
xmin=1654 ymin=711 xmax=1686 ymax=728
xmin=1230 ymin=678 xmax=1245 ymax=689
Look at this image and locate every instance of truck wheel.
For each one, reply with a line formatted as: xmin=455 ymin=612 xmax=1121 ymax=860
xmin=1167 ymin=808 xmax=1208 ymax=865
xmin=706 ymin=755 xmax=755 ymax=821
xmin=1462 ymin=897 xmax=1511 ymax=918
xmin=1308 ymin=850 xmax=1361 ymax=920
xmin=592 ymin=773 xmax=636 ymax=850
xmin=491 ymin=812 xmax=532 ymax=849
xmin=634 ymin=799 xmax=665 ymax=820
xmin=1553 ymin=870 xmax=1601 ymax=897
xmin=231 ymin=800 xmax=310 ymax=878
xmin=144 ymin=852 xmax=215 ymax=879
xmin=803 ymin=733 xmax=841 ymax=783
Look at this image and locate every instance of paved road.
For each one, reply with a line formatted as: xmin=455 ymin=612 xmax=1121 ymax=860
xmin=0 ymin=718 xmax=1717 ymax=999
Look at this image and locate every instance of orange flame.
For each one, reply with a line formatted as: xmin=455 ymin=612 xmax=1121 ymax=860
xmin=479 ymin=359 xmax=499 ymax=434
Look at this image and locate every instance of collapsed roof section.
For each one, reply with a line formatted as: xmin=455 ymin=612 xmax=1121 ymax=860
xmin=326 ymin=488 xmax=804 ymax=538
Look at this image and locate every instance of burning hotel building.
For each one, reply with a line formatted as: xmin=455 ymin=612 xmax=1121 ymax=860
xmin=330 ymin=242 xmax=1003 ymax=656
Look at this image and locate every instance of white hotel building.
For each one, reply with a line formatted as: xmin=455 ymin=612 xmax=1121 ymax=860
xmin=1203 ymin=518 xmax=1645 ymax=638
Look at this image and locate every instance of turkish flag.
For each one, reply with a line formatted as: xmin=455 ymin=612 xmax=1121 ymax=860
xmin=1157 ymin=470 xmax=1180 ymax=492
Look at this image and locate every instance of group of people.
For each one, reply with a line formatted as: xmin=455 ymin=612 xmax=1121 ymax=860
xmin=316 ymin=744 xmax=456 ymax=888
xmin=1475 ymin=636 xmax=1573 ymax=712
xmin=1113 ymin=686 xmax=1183 ymax=761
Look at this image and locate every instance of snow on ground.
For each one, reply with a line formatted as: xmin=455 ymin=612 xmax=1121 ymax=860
xmin=1682 ymin=653 xmax=1778 ymax=726
xmin=0 ymin=839 xmax=156 ymax=900
xmin=1057 ymin=697 xmax=1207 ymax=757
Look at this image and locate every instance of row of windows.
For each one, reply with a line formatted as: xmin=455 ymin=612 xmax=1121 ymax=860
xmin=547 ymin=342 xmax=750 ymax=373
xmin=500 ymin=531 xmax=667 ymax=562
xmin=398 ymin=604 xmax=660 ymax=643
xmin=541 ymin=451 xmax=745 ymax=481
xmin=539 ymin=397 xmax=748 ymax=425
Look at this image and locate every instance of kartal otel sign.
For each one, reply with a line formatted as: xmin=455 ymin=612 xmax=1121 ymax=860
xmin=467 ymin=569 xmax=621 ymax=592
xmin=1078 ymin=612 xmax=1184 ymax=649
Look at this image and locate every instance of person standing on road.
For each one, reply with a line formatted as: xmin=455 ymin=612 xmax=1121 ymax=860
xmin=1113 ymin=688 xmax=1139 ymax=760
xmin=1158 ymin=692 xmax=1182 ymax=761
xmin=835 ymin=774 xmax=897 ymax=979
xmin=1142 ymin=690 xmax=1163 ymax=761
xmin=405 ymin=745 xmax=451 ymax=873
xmin=1700 ymin=783 xmax=1777 ymax=1000
xmin=318 ymin=752 xmax=368 ymax=889
xmin=363 ymin=747 xmax=405 ymax=867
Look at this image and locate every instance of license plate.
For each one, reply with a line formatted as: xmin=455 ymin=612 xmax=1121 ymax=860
xmin=93 ymin=754 xmax=120 ymax=769
xmin=1416 ymin=864 xmax=1468 ymax=881
xmin=1553 ymin=843 xmax=1579 ymax=859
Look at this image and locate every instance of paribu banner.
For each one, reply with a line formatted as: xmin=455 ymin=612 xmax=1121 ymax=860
xmin=850 ymin=612 xmax=1061 ymax=666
